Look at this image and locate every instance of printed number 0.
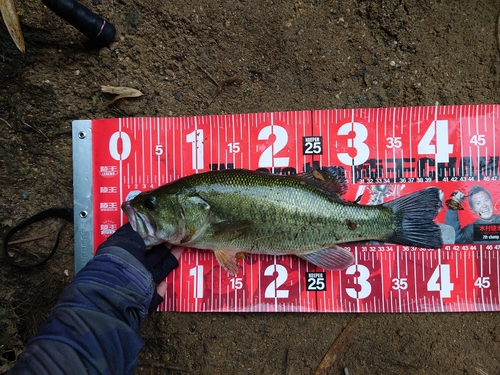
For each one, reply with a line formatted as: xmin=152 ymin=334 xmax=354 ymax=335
xmin=264 ymin=264 xmax=289 ymax=298
xmin=109 ymin=131 xmax=131 ymax=161
xmin=337 ymin=122 xmax=370 ymax=166
xmin=258 ymin=125 xmax=290 ymax=168
xmin=345 ymin=264 xmax=372 ymax=299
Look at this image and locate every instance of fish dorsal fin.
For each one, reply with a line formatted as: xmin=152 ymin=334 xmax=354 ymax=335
xmin=292 ymin=166 xmax=348 ymax=197
xmin=299 ymin=246 xmax=354 ymax=270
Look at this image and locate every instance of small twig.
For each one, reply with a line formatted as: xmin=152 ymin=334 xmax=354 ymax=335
xmin=216 ymin=75 xmax=240 ymax=94
xmin=314 ymin=316 xmax=360 ymax=375
xmin=137 ymin=361 xmax=189 ymax=372
xmin=0 ymin=117 xmax=13 ymax=128
xmin=22 ymin=120 xmax=50 ymax=141
xmin=8 ymin=234 xmax=50 ymax=245
xmin=497 ymin=6 xmax=500 ymax=54
xmin=197 ymin=63 xmax=220 ymax=88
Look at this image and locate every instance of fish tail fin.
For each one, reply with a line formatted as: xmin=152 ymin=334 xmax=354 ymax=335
xmin=383 ymin=187 xmax=443 ymax=248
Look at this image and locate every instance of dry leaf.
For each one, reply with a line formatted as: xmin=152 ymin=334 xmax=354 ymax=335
xmin=101 ymin=85 xmax=143 ymax=106
xmin=0 ymin=0 xmax=25 ymax=53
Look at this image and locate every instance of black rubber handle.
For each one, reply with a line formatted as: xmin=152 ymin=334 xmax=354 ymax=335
xmin=42 ymin=0 xmax=116 ymax=47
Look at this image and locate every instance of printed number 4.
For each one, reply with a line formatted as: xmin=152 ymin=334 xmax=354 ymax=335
xmin=427 ymin=264 xmax=454 ymax=298
xmin=417 ymin=120 xmax=453 ymax=163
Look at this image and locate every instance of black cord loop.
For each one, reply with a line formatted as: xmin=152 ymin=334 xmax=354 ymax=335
xmin=2 ymin=208 xmax=74 ymax=268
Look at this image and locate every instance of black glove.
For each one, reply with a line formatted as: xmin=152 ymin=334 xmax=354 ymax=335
xmin=97 ymin=223 xmax=178 ymax=312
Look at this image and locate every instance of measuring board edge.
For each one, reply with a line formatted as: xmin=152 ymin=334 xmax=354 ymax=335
xmin=75 ymin=106 xmax=500 ymax=312
xmin=72 ymin=120 xmax=94 ymax=273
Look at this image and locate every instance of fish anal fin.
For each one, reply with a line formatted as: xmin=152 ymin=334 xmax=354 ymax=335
xmin=299 ymin=246 xmax=354 ymax=271
xmin=214 ymin=249 xmax=241 ymax=275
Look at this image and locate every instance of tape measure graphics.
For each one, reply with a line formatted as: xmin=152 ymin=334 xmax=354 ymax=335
xmin=72 ymin=105 xmax=500 ymax=312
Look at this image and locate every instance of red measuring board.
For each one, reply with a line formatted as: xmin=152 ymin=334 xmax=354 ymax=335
xmin=72 ymin=105 xmax=500 ymax=312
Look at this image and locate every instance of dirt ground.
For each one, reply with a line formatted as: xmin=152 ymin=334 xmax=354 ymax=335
xmin=1 ymin=0 xmax=500 ymax=374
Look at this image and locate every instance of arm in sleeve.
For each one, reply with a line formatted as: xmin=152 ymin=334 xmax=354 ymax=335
xmin=8 ymin=246 xmax=154 ymax=375
xmin=444 ymin=209 xmax=474 ymax=244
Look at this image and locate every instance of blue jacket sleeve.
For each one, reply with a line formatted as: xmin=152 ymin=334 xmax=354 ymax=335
xmin=8 ymin=246 xmax=155 ymax=375
xmin=444 ymin=209 xmax=474 ymax=244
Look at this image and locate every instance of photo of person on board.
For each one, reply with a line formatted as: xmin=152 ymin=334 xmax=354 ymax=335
xmin=445 ymin=185 xmax=500 ymax=243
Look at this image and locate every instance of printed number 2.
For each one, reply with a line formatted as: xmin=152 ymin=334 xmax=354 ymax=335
xmin=427 ymin=264 xmax=454 ymax=298
xmin=264 ymin=264 xmax=289 ymax=298
xmin=258 ymin=125 xmax=289 ymax=168
xmin=345 ymin=264 xmax=372 ymax=299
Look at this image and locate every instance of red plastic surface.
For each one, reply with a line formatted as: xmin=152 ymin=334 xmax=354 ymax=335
xmin=89 ymin=105 xmax=500 ymax=312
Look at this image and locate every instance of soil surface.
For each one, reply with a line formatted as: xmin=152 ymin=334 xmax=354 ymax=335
xmin=2 ymin=0 xmax=500 ymax=374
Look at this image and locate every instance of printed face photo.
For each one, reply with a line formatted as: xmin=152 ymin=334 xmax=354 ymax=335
xmin=471 ymin=191 xmax=493 ymax=220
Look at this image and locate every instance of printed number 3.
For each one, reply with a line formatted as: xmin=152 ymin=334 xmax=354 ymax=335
xmin=337 ymin=122 xmax=370 ymax=166
xmin=345 ymin=264 xmax=372 ymax=299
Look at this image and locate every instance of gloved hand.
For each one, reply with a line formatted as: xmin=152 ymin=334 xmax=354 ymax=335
xmin=96 ymin=223 xmax=179 ymax=312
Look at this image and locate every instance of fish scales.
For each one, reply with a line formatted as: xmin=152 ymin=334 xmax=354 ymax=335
xmin=156 ymin=170 xmax=393 ymax=253
xmin=122 ymin=168 xmax=442 ymax=274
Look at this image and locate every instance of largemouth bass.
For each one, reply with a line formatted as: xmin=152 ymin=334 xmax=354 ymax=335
xmin=122 ymin=168 xmax=443 ymax=275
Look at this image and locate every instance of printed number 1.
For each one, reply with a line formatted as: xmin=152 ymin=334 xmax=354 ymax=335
xmin=189 ymin=265 xmax=204 ymax=299
xmin=186 ymin=130 xmax=204 ymax=170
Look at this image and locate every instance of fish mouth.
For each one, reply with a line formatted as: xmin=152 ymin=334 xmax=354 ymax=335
xmin=121 ymin=201 xmax=157 ymax=241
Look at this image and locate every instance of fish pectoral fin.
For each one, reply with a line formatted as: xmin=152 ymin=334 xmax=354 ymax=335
xmin=212 ymin=220 xmax=253 ymax=239
xmin=214 ymin=249 xmax=241 ymax=276
xmin=299 ymin=246 xmax=354 ymax=271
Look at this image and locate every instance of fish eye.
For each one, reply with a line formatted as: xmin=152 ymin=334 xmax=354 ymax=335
xmin=144 ymin=197 xmax=156 ymax=210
